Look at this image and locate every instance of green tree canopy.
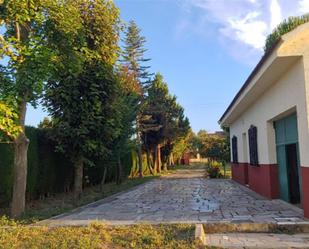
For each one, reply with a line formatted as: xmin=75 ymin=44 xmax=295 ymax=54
xmin=0 ymin=0 xmax=62 ymax=217
xmin=142 ymin=73 xmax=190 ymax=172
xmin=188 ymin=130 xmax=230 ymax=163
xmin=0 ymin=102 xmax=21 ymax=141
xmin=43 ymin=0 xmax=122 ymax=200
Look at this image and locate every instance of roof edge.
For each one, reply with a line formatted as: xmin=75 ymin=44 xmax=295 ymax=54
xmin=219 ymin=38 xmax=283 ymax=125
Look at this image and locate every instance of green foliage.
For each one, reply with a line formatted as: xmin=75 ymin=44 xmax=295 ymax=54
xmin=0 ymin=127 xmax=137 ymax=206
xmin=38 ymin=117 xmax=53 ymax=129
xmin=45 ymin=63 xmax=119 ymax=163
xmin=121 ymin=20 xmax=153 ymax=87
xmin=0 ymin=127 xmax=71 ymax=204
xmin=0 ymin=0 xmax=192 ymax=210
xmin=43 ymin=1 xmax=123 ymax=188
xmin=142 ymin=73 xmax=190 ymax=167
xmin=0 ymin=102 xmax=21 ymax=141
xmin=172 ymin=134 xmax=191 ymax=163
xmin=189 ymin=130 xmax=230 ymax=162
xmin=0 ymin=0 xmax=57 ymax=105
xmin=0 ymin=143 xmax=14 ymax=205
xmin=264 ymin=14 xmax=309 ymax=52
xmin=206 ymin=161 xmax=223 ymax=179
xmin=0 ymin=223 xmax=200 ymax=249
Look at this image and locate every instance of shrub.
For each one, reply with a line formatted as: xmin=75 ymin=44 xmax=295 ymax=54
xmin=206 ymin=161 xmax=223 ymax=179
xmin=0 ymin=126 xmax=135 ymax=207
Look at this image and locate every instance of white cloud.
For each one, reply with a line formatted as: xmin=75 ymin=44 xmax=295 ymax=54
xmin=270 ymin=0 xmax=282 ymax=30
xmin=227 ymin=12 xmax=267 ymax=50
xmin=178 ymin=0 xmax=309 ymax=64
xmin=299 ymin=0 xmax=309 ymax=13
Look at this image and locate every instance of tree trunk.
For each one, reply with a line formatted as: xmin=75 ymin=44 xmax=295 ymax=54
xmin=168 ymin=154 xmax=172 ymax=167
xmin=11 ymin=100 xmax=29 ymax=218
xmin=137 ymin=144 xmax=143 ymax=178
xmin=154 ymin=145 xmax=158 ymax=173
xmin=156 ymin=144 xmax=161 ymax=174
xmin=171 ymin=154 xmax=175 ymax=166
xmin=135 ymin=119 xmax=143 ymax=178
xmin=74 ymin=156 xmax=83 ymax=202
xmin=100 ymin=167 xmax=107 ymax=192
xmin=11 ymin=133 xmax=29 ymax=218
xmin=116 ymin=152 xmax=122 ymax=185
xmin=146 ymin=148 xmax=155 ymax=175
xmin=163 ymin=162 xmax=167 ymax=172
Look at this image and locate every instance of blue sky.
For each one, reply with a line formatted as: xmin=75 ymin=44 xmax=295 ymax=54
xmin=25 ymin=0 xmax=309 ymax=132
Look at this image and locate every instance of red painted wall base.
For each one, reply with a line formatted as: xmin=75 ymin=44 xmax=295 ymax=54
xmin=232 ymin=163 xmax=309 ymax=218
xmin=301 ymin=167 xmax=309 ymax=218
xmin=231 ymin=163 xmax=248 ymax=185
xmin=231 ymin=163 xmax=279 ymax=199
xmin=247 ymin=164 xmax=279 ymax=199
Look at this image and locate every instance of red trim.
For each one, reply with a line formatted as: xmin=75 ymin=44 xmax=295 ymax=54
xmin=231 ymin=163 xmax=248 ymax=185
xmin=301 ymin=167 xmax=309 ymax=218
xmin=248 ymin=164 xmax=279 ymax=199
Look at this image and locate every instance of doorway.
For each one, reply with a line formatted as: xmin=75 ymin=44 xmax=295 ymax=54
xmin=286 ymin=144 xmax=300 ymax=204
xmin=274 ymin=113 xmax=301 ymax=204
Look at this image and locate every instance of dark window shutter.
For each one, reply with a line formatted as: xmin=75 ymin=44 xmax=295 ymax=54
xmin=232 ymin=136 xmax=238 ymax=163
xmin=248 ymin=125 xmax=259 ymax=166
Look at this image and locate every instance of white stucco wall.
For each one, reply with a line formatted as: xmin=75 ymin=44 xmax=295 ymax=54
xmin=226 ymin=23 xmax=309 ymax=167
xmin=230 ymin=58 xmax=309 ymax=166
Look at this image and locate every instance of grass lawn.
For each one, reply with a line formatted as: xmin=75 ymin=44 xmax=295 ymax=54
xmin=173 ymin=162 xmax=231 ymax=179
xmin=0 ymin=175 xmax=158 ymax=223
xmin=0 ymin=221 xmax=204 ymax=249
xmin=170 ymin=163 xmax=206 ymax=170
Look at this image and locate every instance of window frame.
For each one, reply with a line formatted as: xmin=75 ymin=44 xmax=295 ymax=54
xmin=232 ymin=136 xmax=238 ymax=163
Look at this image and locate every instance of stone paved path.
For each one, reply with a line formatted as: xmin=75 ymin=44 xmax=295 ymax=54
xmin=205 ymin=233 xmax=309 ymax=248
xmin=41 ymin=169 xmax=307 ymax=226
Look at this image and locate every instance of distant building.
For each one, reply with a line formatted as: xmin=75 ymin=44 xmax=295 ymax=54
xmin=220 ymin=23 xmax=309 ymax=218
xmin=208 ymin=131 xmax=227 ymax=138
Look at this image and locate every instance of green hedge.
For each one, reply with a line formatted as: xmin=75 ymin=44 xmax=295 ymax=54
xmin=0 ymin=127 xmax=134 ymax=207
xmin=0 ymin=143 xmax=14 ymax=206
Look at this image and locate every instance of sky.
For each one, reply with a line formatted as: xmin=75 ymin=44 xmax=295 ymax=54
xmin=25 ymin=0 xmax=309 ymax=132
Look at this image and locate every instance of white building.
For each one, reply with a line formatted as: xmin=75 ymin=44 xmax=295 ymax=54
xmin=220 ymin=22 xmax=309 ymax=218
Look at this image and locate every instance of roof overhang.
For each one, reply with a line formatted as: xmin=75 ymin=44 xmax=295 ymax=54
xmin=219 ymin=55 xmax=301 ymax=126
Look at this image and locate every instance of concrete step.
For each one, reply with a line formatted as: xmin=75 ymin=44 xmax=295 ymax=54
xmin=204 ymin=233 xmax=309 ymax=249
xmin=195 ymin=224 xmax=309 ymax=248
xmin=202 ymin=222 xmax=309 ymax=233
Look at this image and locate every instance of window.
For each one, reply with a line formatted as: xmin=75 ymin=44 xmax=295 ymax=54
xmin=248 ymin=125 xmax=259 ymax=166
xmin=232 ymin=136 xmax=238 ymax=163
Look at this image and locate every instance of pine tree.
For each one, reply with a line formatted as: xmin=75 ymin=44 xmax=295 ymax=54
xmin=121 ymin=20 xmax=152 ymax=88
xmin=121 ymin=20 xmax=153 ymax=177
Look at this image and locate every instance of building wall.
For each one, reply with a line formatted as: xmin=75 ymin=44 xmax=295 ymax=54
xmin=230 ymin=59 xmax=307 ymax=166
xmin=223 ymin=23 xmax=309 ymax=217
xmin=230 ymin=58 xmax=309 ymax=203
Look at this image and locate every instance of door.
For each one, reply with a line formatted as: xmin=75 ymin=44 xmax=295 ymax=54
xmin=286 ymin=144 xmax=300 ymax=204
xmin=276 ymin=145 xmax=289 ymax=202
xmin=274 ymin=113 xmax=301 ymax=204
